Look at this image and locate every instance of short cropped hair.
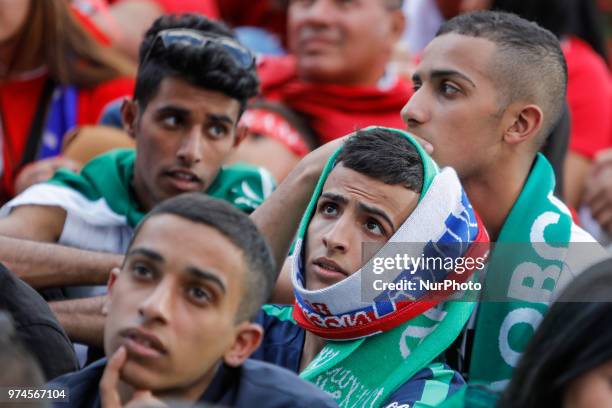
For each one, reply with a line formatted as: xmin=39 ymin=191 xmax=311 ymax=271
xmin=130 ymin=194 xmax=276 ymax=321
xmin=134 ymin=14 xmax=259 ymax=115
xmin=437 ymin=11 xmax=568 ymax=147
xmin=335 ymin=128 xmax=423 ymax=193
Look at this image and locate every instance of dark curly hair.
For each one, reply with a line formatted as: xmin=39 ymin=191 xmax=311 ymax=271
xmin=134 ymin=14 xmax=259 ymax=115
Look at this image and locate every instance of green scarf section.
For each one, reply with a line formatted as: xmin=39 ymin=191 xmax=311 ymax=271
xmin=300 ymin=302 xmax=475 ymax=407
xmin=292 ymin=127 xmax=476 ymax=407
xmin=48 ymin=149 xmax=274 ymax=228
xmin=435 ymin=385 xmax=500 ymax=408
xmin=468 ymin=154 xmax=572 ymax=389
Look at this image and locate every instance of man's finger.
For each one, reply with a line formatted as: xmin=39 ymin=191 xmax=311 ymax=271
xmin=100 ymin=346 xmax=128 ymax=408
xmin=593 ymin=148 xmax=612 ymax=169
xmin=583 ymin=174 xmax=609 ymax=206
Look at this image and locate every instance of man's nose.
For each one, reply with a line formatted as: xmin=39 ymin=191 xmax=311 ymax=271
xmin=322 ymin=216 xmax=352 ymax=254
xmin=401 ymin=89 xmax=430 ymax=129
xmin=296 ymin=0 xmax=337 ymax=26
xmin=138 ymin=281 xmax=172 ymax=324
xmin=176 ymin=128 xmax=203 ymax=166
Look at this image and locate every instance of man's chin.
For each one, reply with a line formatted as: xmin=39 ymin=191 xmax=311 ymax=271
xmin=120 ymin=361 xmax=166 ymax=391
xmin=305 ymin=269 xmax=344 ymax=291
xmin=297 ymin=60 xmax=345 ymax=84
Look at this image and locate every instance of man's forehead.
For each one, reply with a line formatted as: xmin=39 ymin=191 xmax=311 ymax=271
xmin=146 ymin=77 xmax=241 ymax=121
xmin=322 ymin=165 xmax=418 ymax=225
xmin=417 ymin=33 xmax=498 ymax=81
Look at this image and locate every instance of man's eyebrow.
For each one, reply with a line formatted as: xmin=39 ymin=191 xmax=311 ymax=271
xmin=155 ymin=105 xmax=190 ymax=116
xmin=127 ymin=247 xmax=165 ymax=262
xmin=186 ymin=267 xmax=227 ymax=294
xmin=430 ymin=69 xmax=476 ymax=88
xmin=207 ymin=113 xmax=234 ymax=125
xmin=357 ymin=202 xmax=396 ymax=231
xmin=320 ymin=192 xmax=348 ymax=205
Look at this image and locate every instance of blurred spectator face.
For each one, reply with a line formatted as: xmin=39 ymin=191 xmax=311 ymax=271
xmin=564 ymin=360 xmax=612 ymax=408
xmin=104 ymin=213 xmax=253 ymax=392
xmin=288 ymin=0 xmax=405 ymax=85
xmin=123 ymin=77 xmax=245 ymax=210
xmin=0 ymin=0 xmax=29 ymax=43
xmin=401 ymin=33 xmax=507 ymax=180
xmin=227 ymin=134 xmax=301 ymax=183
xmin=303 ymin=164 xmax=419 ymax=290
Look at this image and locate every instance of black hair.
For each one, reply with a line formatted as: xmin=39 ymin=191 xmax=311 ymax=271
xmin=335 ymin=128 xmax=423 ymax=193
xmin=491 ymin=0 xmax=608 ymax=61
xmin=437 ymin=11 xmax=568 ymax=146
xmin=129 ymin=193 xmax=276 ymax=322
xmin=134 ymin=14 xmax=259 ymax=116
xmin=499 ymin=258 xmax=612 ymax=408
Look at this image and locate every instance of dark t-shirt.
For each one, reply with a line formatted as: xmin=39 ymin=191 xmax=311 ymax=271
xmin=0 ymin=263 xmax=78 ymax=380
xmin=50 ymin=358 xmax=338 ymax=408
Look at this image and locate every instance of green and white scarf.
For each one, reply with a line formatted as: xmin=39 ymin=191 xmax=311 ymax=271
xmin=468 ymin=154 xmax=603 ymax=390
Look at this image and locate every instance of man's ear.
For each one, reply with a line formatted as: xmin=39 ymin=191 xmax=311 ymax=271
xmin=120 ymin=99 xmax=140 ymax=138
xmin=503 ymin=104 xmax=543 ymax=146
xmin=233 ymin=125 xmax=249 ymax=148
xmin=102 ymin=267 xmax=121 ymax=316
xmin=223 ymin=322 xmax=263 ymax=367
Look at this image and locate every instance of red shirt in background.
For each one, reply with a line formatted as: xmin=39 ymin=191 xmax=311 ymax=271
xmin=258 ymin=56 xmax=412 ymax=144
xmin=563 ymin=36 xmax=612 ymax=159
xmin=149 ymin=0 xmax=219 ymax=18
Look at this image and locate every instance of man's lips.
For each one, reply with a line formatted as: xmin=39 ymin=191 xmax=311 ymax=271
xmin=299 ymin=35 xmax=338 ymax=52
xmin=164 ymin=169 xmax=203 ymax=191
xmin=312 ymin=257 xmax=348 ymax=278
xmin=119 ymin=327 xmax=167 ymax=358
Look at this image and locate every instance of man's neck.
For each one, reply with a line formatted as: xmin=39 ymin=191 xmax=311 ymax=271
xmin=131 ymin=172 xmax=155 ymax=213
xmin=300 ymin=331 xmax=327 ymax=372
xmin=299 ymin=64 xmax=389 ymax=88
xmin=463 ymin=155 xmax=534 ymax=241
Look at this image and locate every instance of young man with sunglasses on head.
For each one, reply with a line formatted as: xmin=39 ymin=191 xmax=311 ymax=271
xmin=0 ymin=14 xmax=273 ymax=346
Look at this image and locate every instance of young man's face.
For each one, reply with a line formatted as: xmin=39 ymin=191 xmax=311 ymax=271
xmin=304 ymin=163 xmax=419 ymax=291
xmin=104 ymin=214 xmax=252 ymax=393
xmin=401 ymin=34 xmax=507 ymax=180
xmin=125 ymin=77 xmax=244 ymax=210
xmin=288 ymin=0 xmax=403 ymax=85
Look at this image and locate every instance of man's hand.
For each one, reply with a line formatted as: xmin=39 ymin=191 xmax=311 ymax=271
xmin=100 ymin=347 xmax=166 ymax=408
xmin=584 ymin=148 xmax=612 ymax=234
xmin=14 ymin=157 xmax=81 ymax=195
